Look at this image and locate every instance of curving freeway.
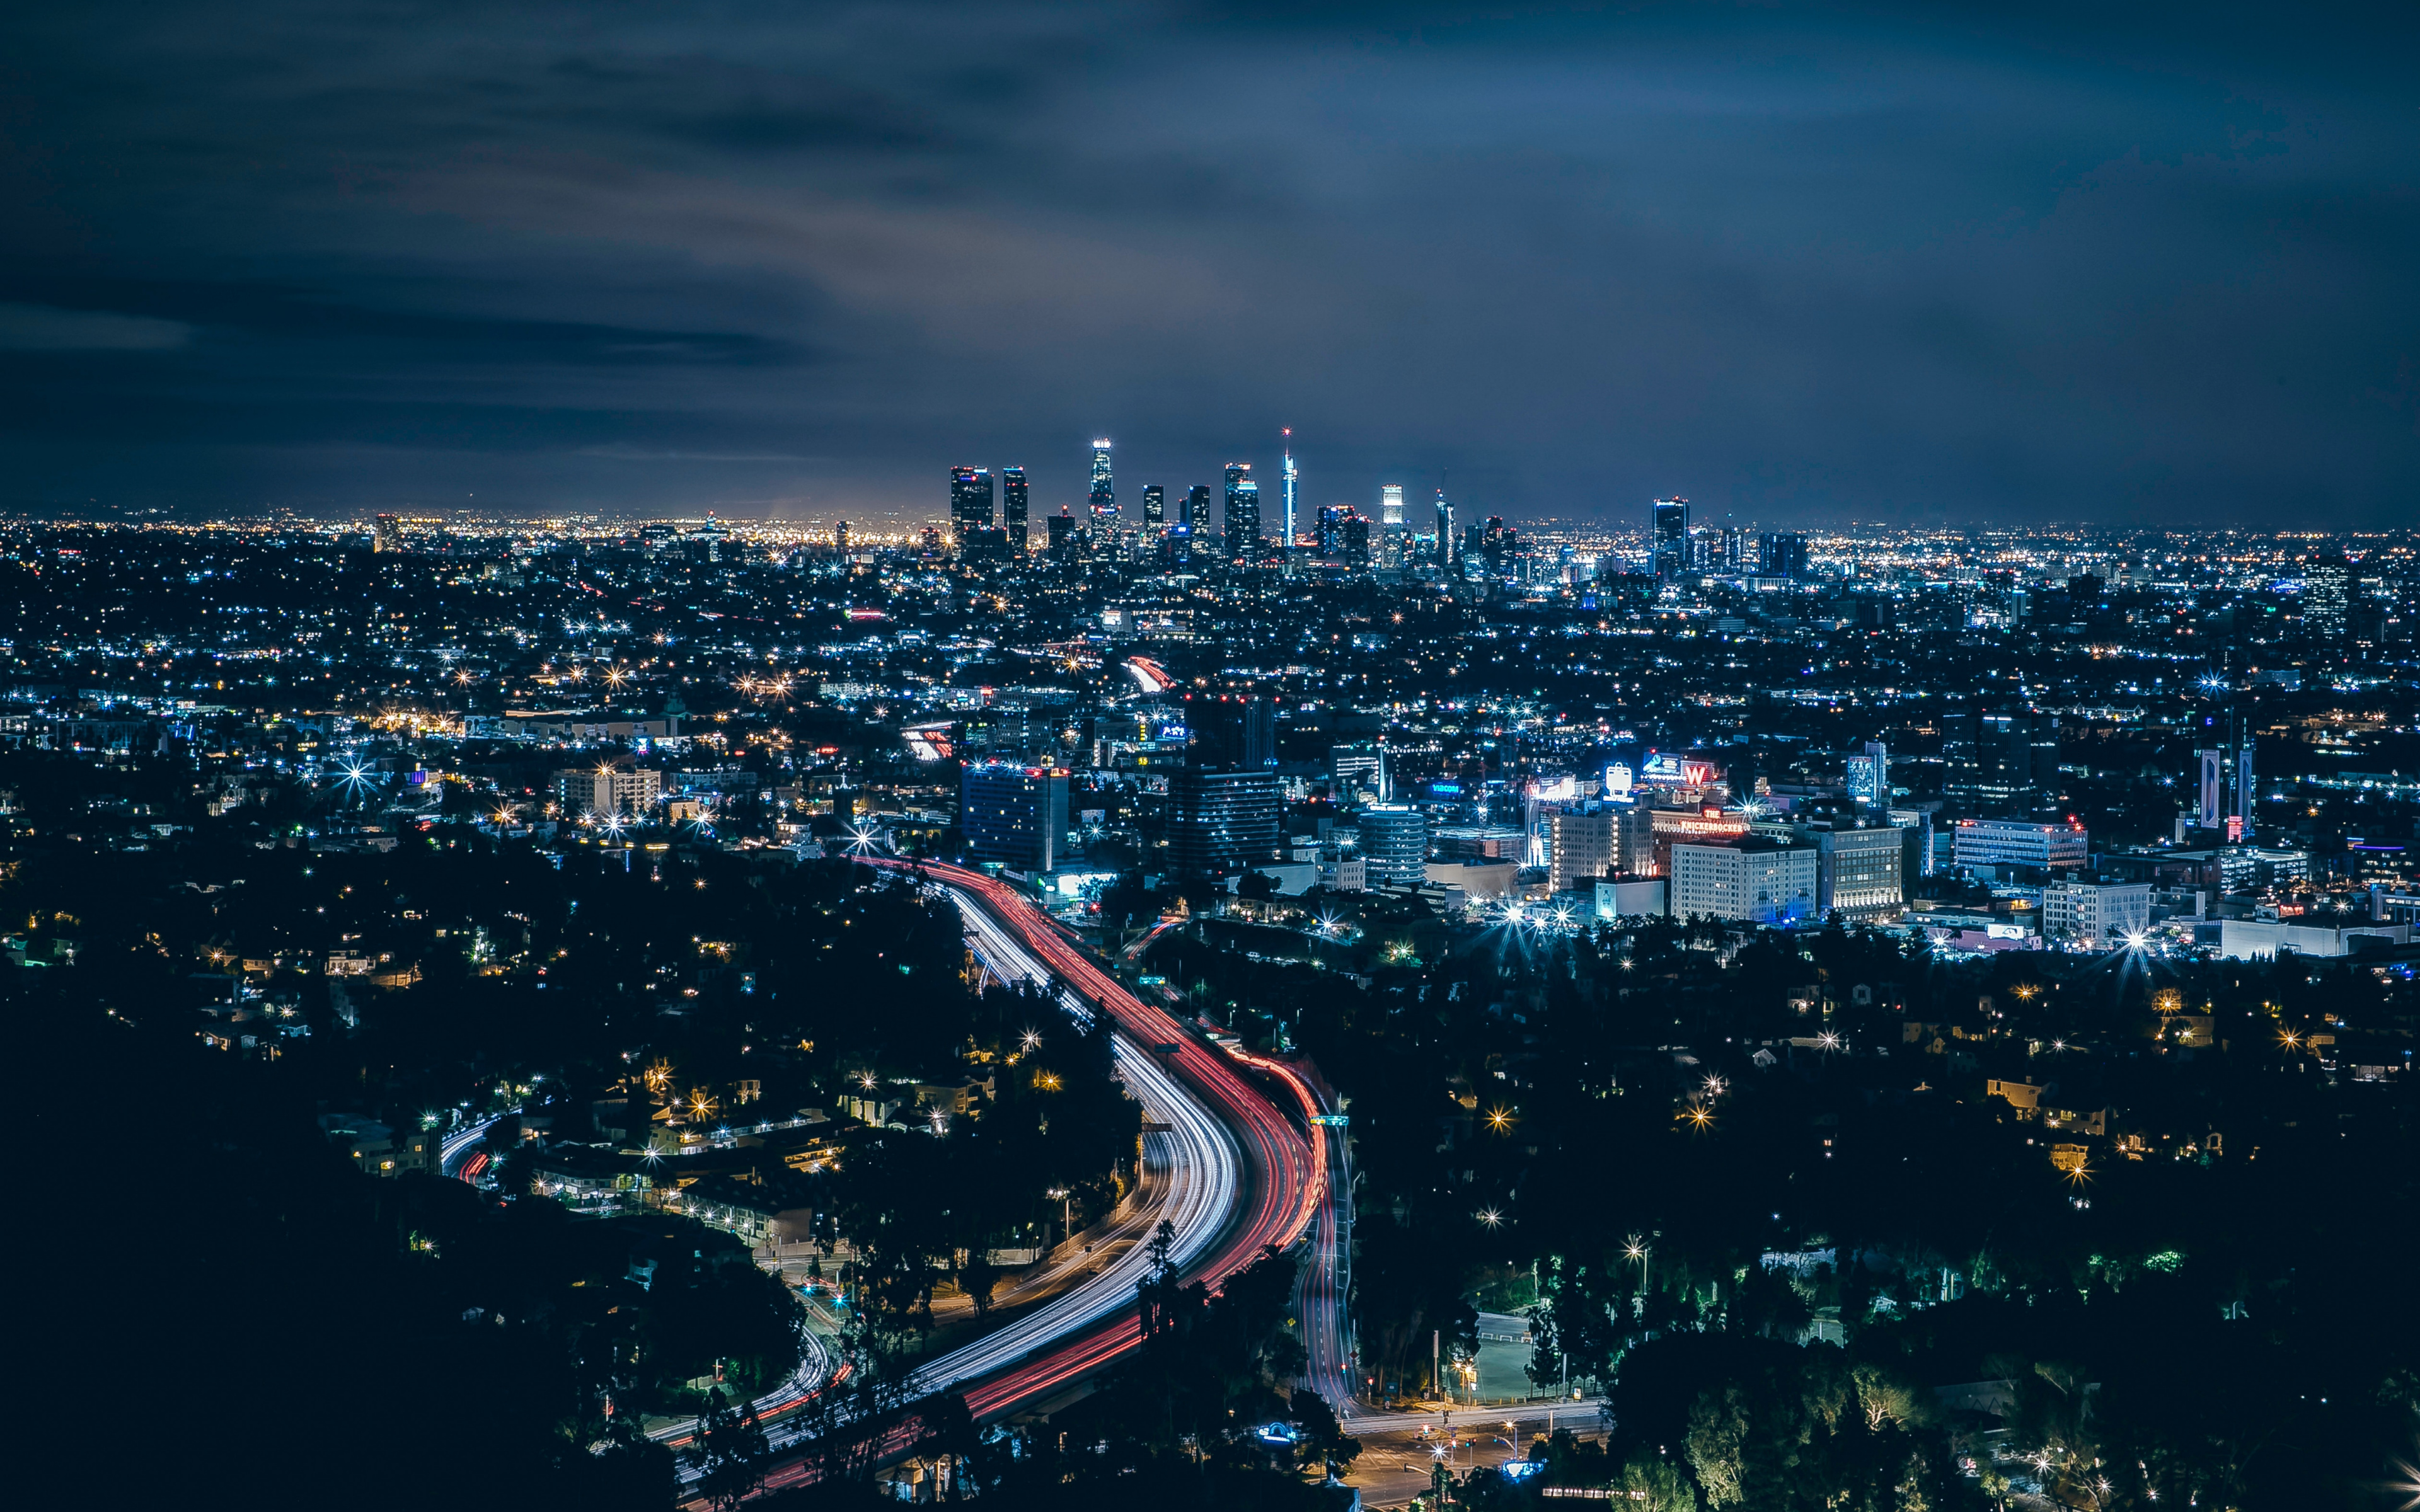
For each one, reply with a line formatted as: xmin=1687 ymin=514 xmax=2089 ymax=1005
xmin=856 ymin=861 xmax=1322 ymax=1414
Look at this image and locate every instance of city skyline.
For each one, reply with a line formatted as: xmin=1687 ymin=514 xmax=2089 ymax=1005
xmin=1 ymin=3 xmax=2412 ymax=525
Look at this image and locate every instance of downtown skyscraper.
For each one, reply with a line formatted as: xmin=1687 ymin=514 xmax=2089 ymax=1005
xmin=1223 ymin=462 xmax=1259 ymax=562
xmin=1088 ymin=438 xmax=1115 ymax=521
xmin=1002 ymin=466 xmax=1030 ymax=553
xmin=1281 ymin=429 xmax=1298 ymax=553
xmin=948 ymin=465 xmax=994 ymax=545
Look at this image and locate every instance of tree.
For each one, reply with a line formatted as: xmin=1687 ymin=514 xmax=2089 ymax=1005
xmin=1289 ymin=1389 xmax=1362 ymax=1480
xmin=1684 ymin=1385 xmax=1749 ymax=1509
xmin=1618 ymin=1457 xmax=1693 ymax=1512
xmin=682 ymin=1385 xmax=769 ymax=1510
xmin=959 ymin=1252 xmax=1002 ymax=1322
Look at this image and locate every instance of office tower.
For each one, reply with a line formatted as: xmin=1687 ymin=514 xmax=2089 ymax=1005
xmin=2234 ymin=741 xmax=2256 ymax=827
xmin=1480 ymin=517 xmax=1512 ymax=574
xmin=1547 ymin=809 xmax=1618 ymax=892
xmin=833 ymin=519 xmax=850 ymax=554
xmin=1358 ymin=804 xmax=1428 ymax=887
xmin=1281 ymin=428 xmax=1298 ymax=551
xmin=1434 ymin=488 xmax=1455 ymax=566
xmin=2303 ymin=556 xmax=2351 ymax=638
xmin=1167 ymin=767 xmax=1283 ymax=875
xmin=1183 ymin=484 xmax=1210 ymax=529
xmin=1847 ymin=741 xmax=1889 ymax=806
xmin=1002 ymin=467 xmax=1030 ymax=553
xmin=1813 ymin=825 xmax=1903 ymax=919
xmin=1340 ymin=513 xmax=1371 ymax=566
xmin=1088 ymin=438 xmax=1115 ymax=520
xmin=1652 ymin=498 xmax=1689 ymax=580
xmin=948 ymin=465 xmax=994 ymax=546
xmin=1670 ymin=836 xmax=1817 ymax=924
xmin=1950 ymin=818 xmax=2089 ymax=872
xmin=1758 ymin=531 xmax=1807 ymax=578
xmin=2042 ymin=879 xmax=2152 ymax=950
xmin=1378 ymin=484 xmax=1407 ymax=571
xmin=1224 ymin=463 xmax=1260 ymax=560
xmin=373 ymin=513 xmax=403 ymax=553
xmin=1615 ymin=805 xmax=1656 ymax=876
xmin=2196 ymin=748 xmax=2225 ymax=828
xmin=1184 ymin=692 xmax=1276 ymax=770
xmin=1142 ymin=484 xmax=1165 ymax=528
xmin=960 ymin=762 xmax=1069 ymax=871
xmin=1047 ymin=509 xmax=1075 ymax=559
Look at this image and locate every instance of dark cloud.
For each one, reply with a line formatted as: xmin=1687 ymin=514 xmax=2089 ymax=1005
xmin=0 ymin=0 xmax=2412 ymax=524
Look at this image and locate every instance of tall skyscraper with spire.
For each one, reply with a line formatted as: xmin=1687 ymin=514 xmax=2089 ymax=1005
xmin=1281 ymin=428 xmax=1298 ymax=553
xmin=1002 ymin=467 xmax=1030 ymax=553
xmin=1088 ymin=438 xmax=1115 ymax=521
xmin=1434 ymin=486 xmax=1455 ymax=566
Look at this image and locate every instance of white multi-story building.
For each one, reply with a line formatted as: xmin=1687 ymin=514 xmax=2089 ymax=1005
xmin=1952 ymin=818 xmax=2088 ymax=873
xmin=2041 ymin=880 xmax=2152 ymax=949
xmin=556 ymin=765 xmax=662 ymax=819
xmin=1670 ymin=837 xmax=1817 ymax=924
xmin=1547 ymin=808 xmax=1617 ymax=892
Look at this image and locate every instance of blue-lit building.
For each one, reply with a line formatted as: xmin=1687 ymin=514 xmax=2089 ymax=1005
xmin=961 ymin=762 xmax=1069 ymax=872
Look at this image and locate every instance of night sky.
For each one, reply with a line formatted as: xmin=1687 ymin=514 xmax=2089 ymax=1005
xmin=1 ymin=2 xmax=2413 ymax=527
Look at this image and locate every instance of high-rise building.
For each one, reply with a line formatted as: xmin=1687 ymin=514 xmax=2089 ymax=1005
xmin=833 ymin=520 xmax=850 ymax=554
xmin=1669 ymin=836 xmax=1816 ymax=924
xmin=1088 ymin=438 xmax=1115 ymax=521
xmin=1047 ymin=509 xmax=1075 ymax=559
xmin=1846 ymin=741 xmax=1889 ymax=806
xmin=1002 ymin=467 xmax=1030 ymax=553
xmin=1167 ymin=767 xmax=1282 ymax=876
xmin=1224 ymin=463 xmax=1260 ymax=561
xmin=1142 ymin=484 xmax=1165 ymax=527
xmin=1340 ymin=513 xmax=1371 ymax=566
xmin=949 ymin=466 xmax=994 ymax=546
xmin=1183 ymin=484 xmax=1210 ymax=529
xmin=1812 ymin=825 xmax=1903 ymax=920
xmin=1652 ymin=499 xmax=1690 ymax=580
xmin=1434 ymin=489 xmax=1456 ymax=566
xmin=1281 ymin=430 xmax=1299 ymax=551
xmin=1380 ymin=484 xmax=1404 ymax=528
xmin=2303 ymin=555 xmax=2351 ymax=638
xmin=1757 ymin=532 xmax=1807 ymax=578
xmin=1358 ymin=804 xmax=1428 ymax=887
xmin=373 ymin=513 xmax=403 ymax=553
xmin=960 ymin=762 xmax=1069 ymax=872
xmin=1547 ymin=809 xmax=1617 ymax=891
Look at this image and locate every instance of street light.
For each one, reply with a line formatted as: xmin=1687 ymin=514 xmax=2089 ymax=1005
xmin=1623 ymin=1234 xmax=1651 ymax=1299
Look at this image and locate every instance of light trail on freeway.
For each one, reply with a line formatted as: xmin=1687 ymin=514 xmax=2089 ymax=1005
xmin=724 ymin=862 xmax=1322 ymax=1497
xmin=698 ymin=867 xmax=1253 ymax=1489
